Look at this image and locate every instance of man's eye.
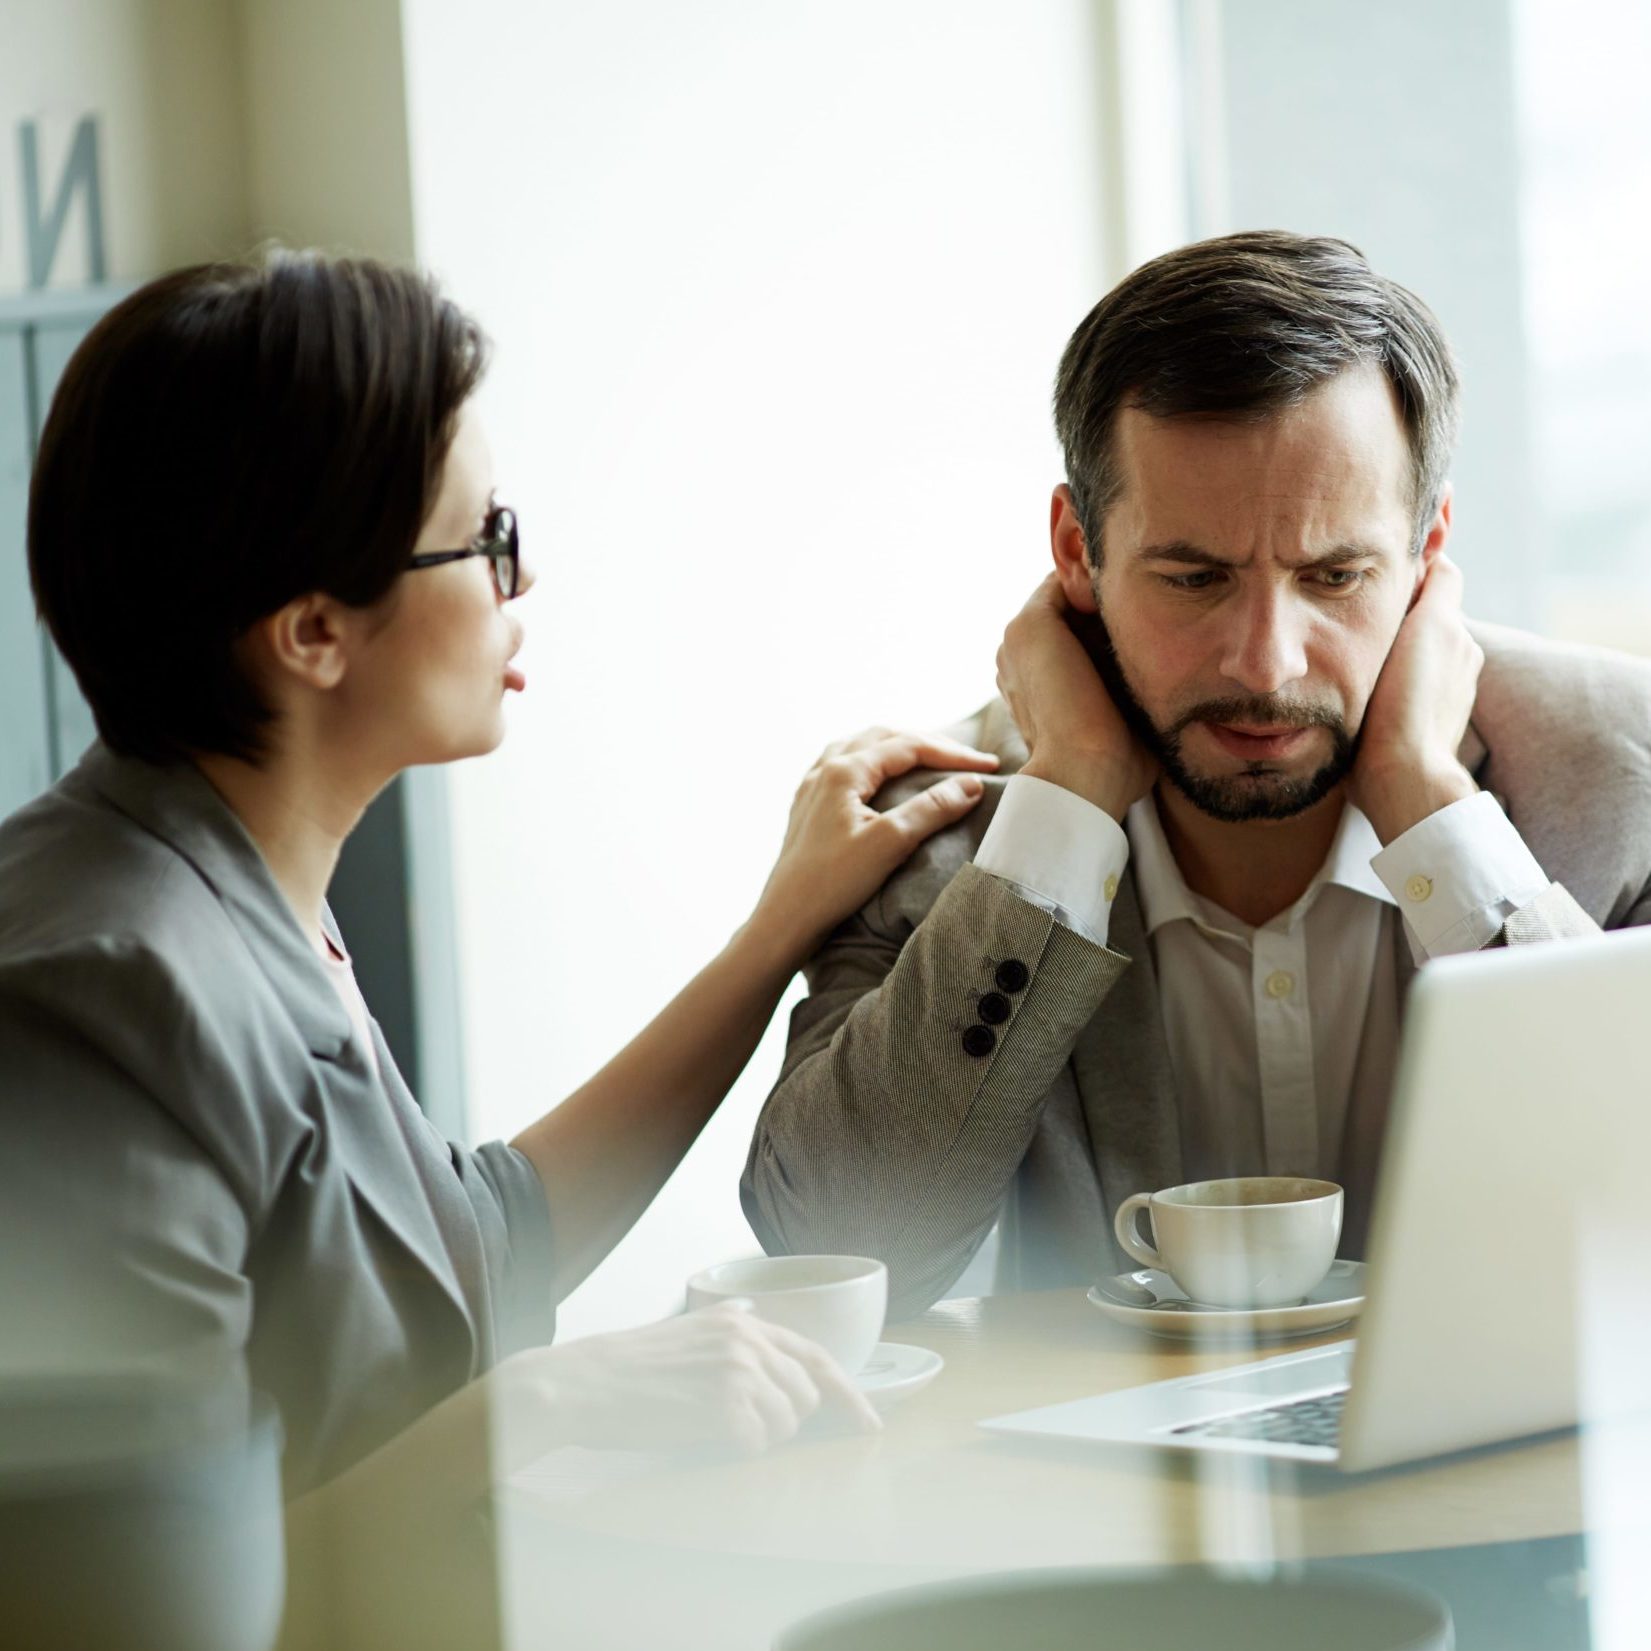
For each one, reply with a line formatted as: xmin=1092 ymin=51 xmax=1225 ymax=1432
xmin=1162 ymin=570 xmax=1223 ymax=592
xmin=1313 ymin=568 xmax=1368 ymax=591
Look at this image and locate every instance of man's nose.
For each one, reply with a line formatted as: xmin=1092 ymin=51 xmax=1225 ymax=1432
xmin=1217 ymin=586 xmax=1309 ymax=696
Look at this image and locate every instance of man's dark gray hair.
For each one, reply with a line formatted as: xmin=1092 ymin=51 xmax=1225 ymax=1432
xmin=1053 ymin=230 xmax=1460 ymax=562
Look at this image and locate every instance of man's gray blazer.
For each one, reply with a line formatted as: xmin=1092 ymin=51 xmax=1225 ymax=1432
xmin=0 ymin=745 xmax=556 ymax=1494
xmin=743 ymin=624 xmax=1651 ymax=1318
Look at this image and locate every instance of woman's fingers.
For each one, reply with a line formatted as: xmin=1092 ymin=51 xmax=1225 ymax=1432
xmin=822 ymin=734 xmax=998 ymax=801
xmin=729 ymin=1367 xmax=805 ymax=1452
xmin=842 ymin=727 xmax=997 ymax=764
xmin=819 ymin=727 xmax=995 ymax=766
xmin=881 ymin=734 xmax=999 ymax=776
xmin=755 ymin=1322 xmax=883 ymax=1434
xmin=748 ymin=1339 xmax=824 ymax=1428
xmin=878 ymin=774 xmax=987 ymax=848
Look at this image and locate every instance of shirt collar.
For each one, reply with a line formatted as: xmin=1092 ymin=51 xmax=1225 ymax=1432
xmin=1126 ymin=789 xmax=1396 ymax=940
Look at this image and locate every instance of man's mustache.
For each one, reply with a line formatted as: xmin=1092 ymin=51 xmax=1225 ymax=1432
xmin=1164 ymin=696 xmax=1347 ymax=742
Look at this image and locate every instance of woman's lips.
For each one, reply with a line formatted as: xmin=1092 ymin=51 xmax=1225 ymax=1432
xmin=504 ymin=663 xmax=527 ymax=693
xmin=1204 ymin=722 xmax=1310 ymax=760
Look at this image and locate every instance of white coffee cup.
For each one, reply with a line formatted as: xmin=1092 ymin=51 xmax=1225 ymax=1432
xmin=685 ymin=1255 xmax=888 ymax=1374
xmin=1112 ymin=1177 xmax=1343 ymax=1309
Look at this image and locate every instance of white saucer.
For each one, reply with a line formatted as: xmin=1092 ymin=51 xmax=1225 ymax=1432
xmin=1087 ymin=1259 xmax=1368 ymax=1341
xmin=855 ymin=1342 xmax=943 ymax=1409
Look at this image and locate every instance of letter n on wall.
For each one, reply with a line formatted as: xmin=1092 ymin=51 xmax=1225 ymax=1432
xmin=19 ymin=116 xmax=108 ymax=290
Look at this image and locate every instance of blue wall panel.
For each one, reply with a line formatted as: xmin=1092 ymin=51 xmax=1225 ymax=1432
xmin=0 ymin=327 xmax=52 ymax=818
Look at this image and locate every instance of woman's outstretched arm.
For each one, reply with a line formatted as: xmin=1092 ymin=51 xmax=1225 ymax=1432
xmin=508 ymin=728 xmax=997 ymax=1299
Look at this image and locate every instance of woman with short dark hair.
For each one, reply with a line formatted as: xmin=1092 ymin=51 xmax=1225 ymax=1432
xmin=1 ymin=250 xmax=993 ymax=1513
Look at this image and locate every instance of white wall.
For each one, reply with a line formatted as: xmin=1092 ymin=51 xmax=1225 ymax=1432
xmin=239 ymin=0 xmax=415 ymax=262
xmin=1192 ymin=0 xmax=1540 ymax=629
xmin=0 ymin=0 xmax=250 ymax=292
xmin=0 ymin=0 xmax=418 ymax=289
xmin=399 ymin=0 xmax=1113 ymax=1337
xmin=1514 ymin=0 xmax=1651 ymax=653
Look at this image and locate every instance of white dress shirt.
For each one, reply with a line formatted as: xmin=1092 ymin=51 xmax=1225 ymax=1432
xmin=974 ymin=776 xmax=1551 ymax=1182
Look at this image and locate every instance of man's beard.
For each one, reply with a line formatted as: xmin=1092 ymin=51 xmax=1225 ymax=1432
xmin=1091 ymin=607 xmax=1356 ymax=823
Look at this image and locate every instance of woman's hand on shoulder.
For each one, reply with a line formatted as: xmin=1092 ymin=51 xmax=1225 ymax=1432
xmin=489 ymin=1301 xmax=881 ymax=1461
xmin=748 ymin=727 xmax=998 ymax=963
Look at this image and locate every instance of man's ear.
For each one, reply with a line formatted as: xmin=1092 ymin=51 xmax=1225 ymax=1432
xmin=1050 ymin=484 xmax=1100 ymax=614
xmin=248 ymin=594 xmax=351 ymax=692
xmin=1418 ymin=483 xmax=1453 ymax=573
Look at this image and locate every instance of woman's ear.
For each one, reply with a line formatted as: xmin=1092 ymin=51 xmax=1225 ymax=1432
xmin=1050 ymin=485 xmax=1100 ymax=614
xmin=250 ymin=594 xmax=351 ymax=692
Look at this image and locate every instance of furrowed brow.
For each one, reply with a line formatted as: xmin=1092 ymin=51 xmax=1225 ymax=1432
xmin=1290 ymin=542 xmax=1386 ymax=569
xmin=1136 ymin=541 xmax=1240 ymax=569
xmin=1136 ymin=541 xmax=1386 ymax=570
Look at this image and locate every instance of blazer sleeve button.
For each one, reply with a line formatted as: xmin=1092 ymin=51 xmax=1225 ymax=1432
xmin=994 ymin=958 xmax=1029 ymax=993
xmin=977 ymin=991 xmax=1011 ymax=1026
xmin=962 ymin=1024 xmax=997 ymax=1058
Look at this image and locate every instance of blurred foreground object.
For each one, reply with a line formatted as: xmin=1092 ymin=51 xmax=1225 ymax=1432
xmin=776 ymin=1567 xmax=1452 ymax=1650
xmin=0 ymin=1374 xmax=283 ymax=1651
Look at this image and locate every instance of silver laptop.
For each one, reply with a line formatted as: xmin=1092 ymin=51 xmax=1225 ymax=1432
xmin=981 ymin=922 xmax=1651 ymax=1471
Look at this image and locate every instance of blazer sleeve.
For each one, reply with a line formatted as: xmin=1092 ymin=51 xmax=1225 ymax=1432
xmin=0 ymin=948 xmax=254 ymax=1389
xmin=1500 ymin=883 xmax=1608 ymax=943
xmin=742 ymin=862 xmax=1128 ymax=1317
xmin=1500 ymin=870 xmax=1651 ymax=944
xmin=447 ymin=1139 xmax=558 ymax=1354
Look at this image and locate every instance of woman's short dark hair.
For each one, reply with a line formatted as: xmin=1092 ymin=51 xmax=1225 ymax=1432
xmin=1053 ymin=230 xmax=1460 ymax=562
xmin=29 ymin=248 xmax=489 ymax=765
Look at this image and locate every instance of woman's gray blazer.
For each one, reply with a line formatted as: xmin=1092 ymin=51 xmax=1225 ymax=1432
xmin=0 ymin=745 xmax=557 ymax=1494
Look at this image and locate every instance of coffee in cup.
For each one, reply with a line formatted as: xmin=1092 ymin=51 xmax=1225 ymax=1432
xmin=685 ymin=1254 xmax=888 ymax=1374
xmin=1112 ymin=1177 xmax=1343 ymax=1309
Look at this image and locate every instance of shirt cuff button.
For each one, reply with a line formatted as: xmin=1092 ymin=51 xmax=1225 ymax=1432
xmin=1405 ymin=873 xmax=1434 ymax=903
xmin=1103 ymin=873 xmax=1120 ymax=901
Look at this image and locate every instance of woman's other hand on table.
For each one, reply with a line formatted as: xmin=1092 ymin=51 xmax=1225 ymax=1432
xmin=492 ymin=1301 xmax=881 ymax=1460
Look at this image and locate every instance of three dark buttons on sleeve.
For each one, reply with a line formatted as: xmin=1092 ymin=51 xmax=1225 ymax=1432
xmin=963 ymin=958 xmax=1028 ymax=1057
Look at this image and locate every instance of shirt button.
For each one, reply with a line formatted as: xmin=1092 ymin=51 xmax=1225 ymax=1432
xmin=1405 ymin=873 xmax=1434 ymax=903
xmin=1103 ymin=873 xmax=1120 ymax=901
xmin=994 ymin=959 xmax=1029 ymax=994
xmin=962 ymin=1024 xmax=997 ymax=1058
xmin=1265 ymin=970 xmax=1295 ymax=1000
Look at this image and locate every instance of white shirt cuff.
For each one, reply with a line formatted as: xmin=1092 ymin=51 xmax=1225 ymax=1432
xmin=973 ymin=774 xmax=1130 ymax=946
xmin=1371 ymin=790 xmax=1552 ymax=957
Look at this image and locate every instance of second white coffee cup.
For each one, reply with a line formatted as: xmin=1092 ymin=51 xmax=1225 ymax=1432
xmin=1112 ymin=1177 xmax=1343 ymax=1309
xmin=685 ymin=1254 xmax=888 ymax=1375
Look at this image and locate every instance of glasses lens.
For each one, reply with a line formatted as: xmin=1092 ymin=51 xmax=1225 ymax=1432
xmin=494 ymin=509 xmax=519 ymax=598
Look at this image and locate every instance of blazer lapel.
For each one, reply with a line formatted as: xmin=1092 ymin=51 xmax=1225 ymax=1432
xmin=78 ymin=744 xmax=476 ymax=1333
xmin=364 ymin=1025 xmax=489 ymax=1355
xmin=1068 ymin=870 xmax=1184 ymax=1221
xmin=308 ymin=1023 xmax=478 ymax=1334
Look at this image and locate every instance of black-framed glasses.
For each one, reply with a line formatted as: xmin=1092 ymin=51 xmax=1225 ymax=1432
xmin=408 ymin=506 xmax=520 ymax=599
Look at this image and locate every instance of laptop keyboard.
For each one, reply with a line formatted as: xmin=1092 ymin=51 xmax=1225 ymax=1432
xmin=1172 ymin=1387 xmax=1348 ymax=1449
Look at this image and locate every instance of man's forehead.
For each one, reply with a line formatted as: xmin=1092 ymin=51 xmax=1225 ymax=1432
xmin=1107 ymin=365 xmax=1413 ymax=550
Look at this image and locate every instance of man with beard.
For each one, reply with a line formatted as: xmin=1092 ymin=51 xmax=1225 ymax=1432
xmin=742 ymin=231 xmax=1651 ymax=1317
